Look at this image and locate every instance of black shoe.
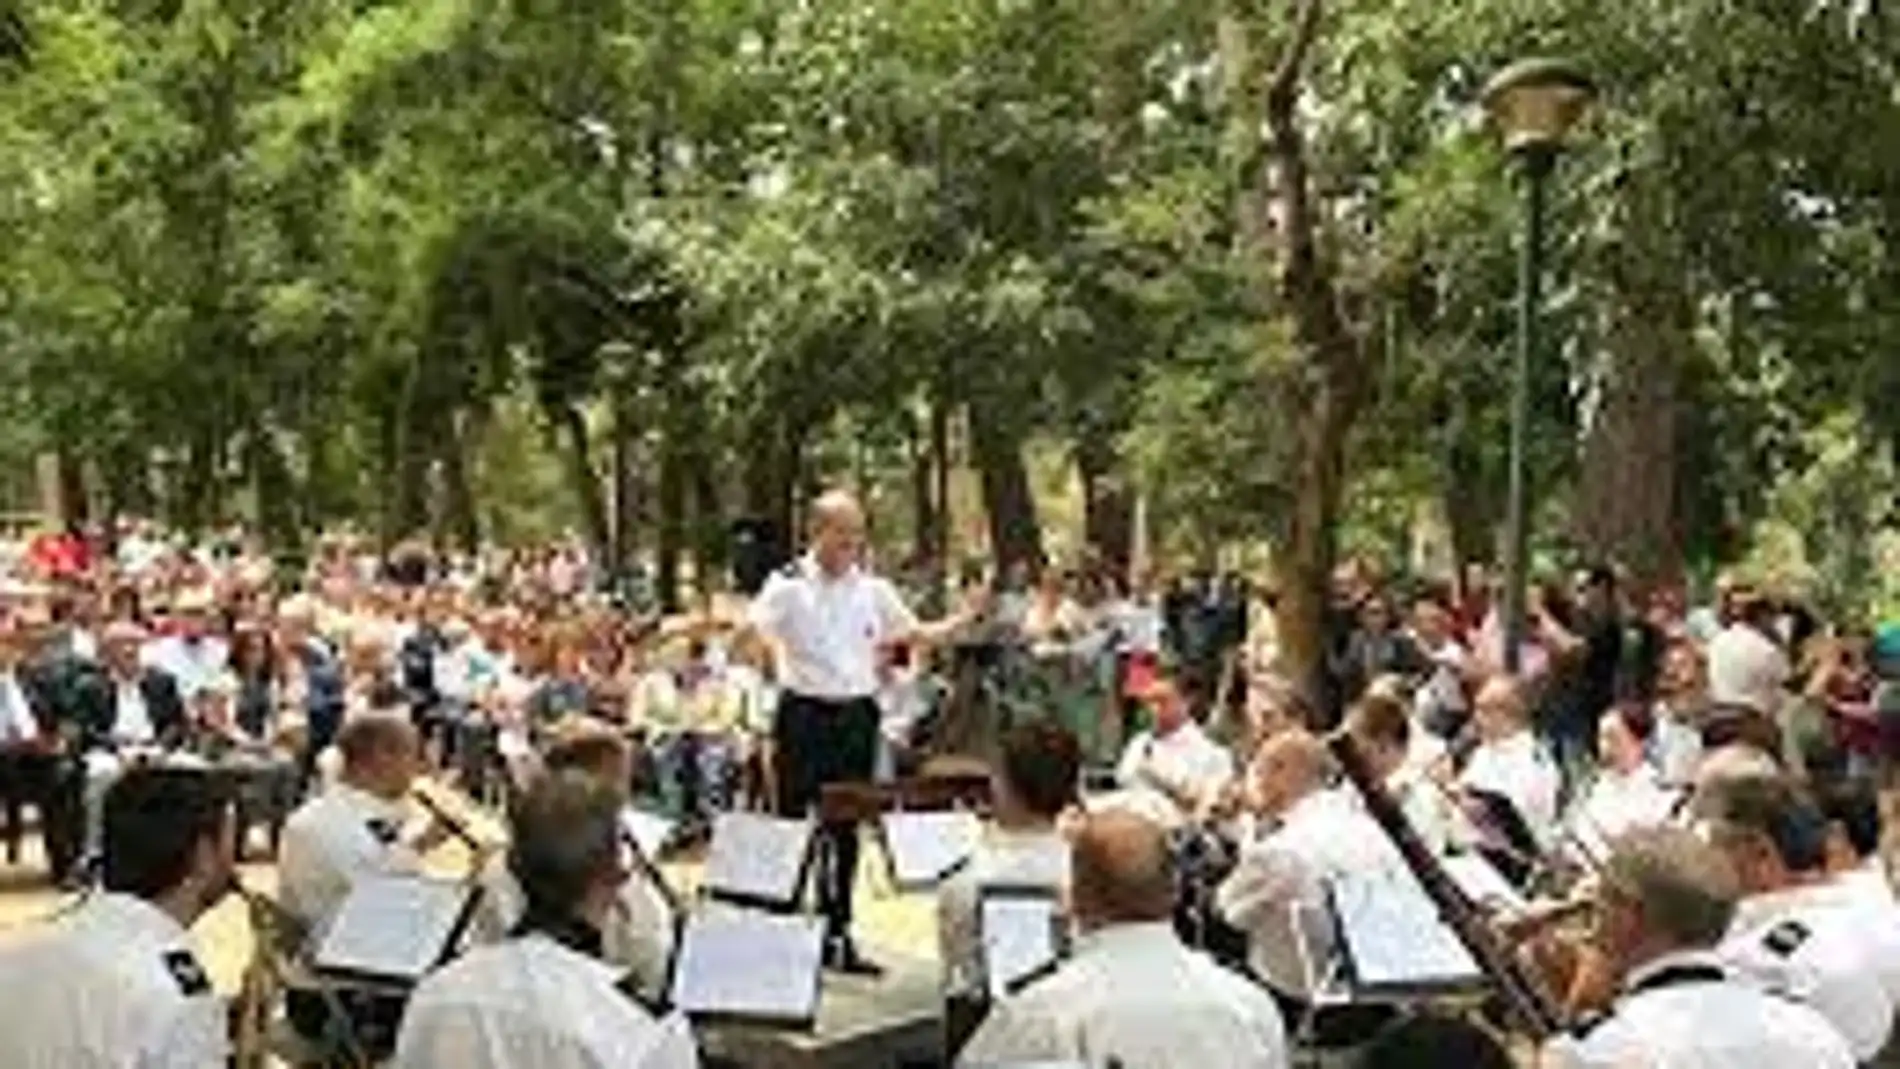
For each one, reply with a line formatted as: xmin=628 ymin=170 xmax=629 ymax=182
xmin=825 ymin=938 xmax=885 ymax=978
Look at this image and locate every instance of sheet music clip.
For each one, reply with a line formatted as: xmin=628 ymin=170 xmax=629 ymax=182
xmin=664 ymin=908 xmax=826 ymax=1028
xmin=700 ymin=811 xmax=816 ymax=912
xmin=976 ymin=884 xmax=1069 ymax=1001
xmin=311 ymin=874 xmax=482 ymax=987
xmin=880 ymin=808 xmax=982 ymax=891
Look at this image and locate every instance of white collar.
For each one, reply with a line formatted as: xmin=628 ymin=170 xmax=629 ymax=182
xmin=83 ymin=891 xmax=192 ymax=946
xmin=1731 ymin=881 xmax=1836 ymax=933
xmin=518 ymin=931 xmax=624 ymax=987
xmin=1278 ymin=787 xmax=1346 ymax=829
xmin=332 ymin=781 xmax=408 ymax=823
xmin=1075 ymin=919 xmax=1179 ymax=958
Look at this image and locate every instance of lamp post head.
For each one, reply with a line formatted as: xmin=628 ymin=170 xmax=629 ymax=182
xmin=1482 ymin=57 xmax=1596 ymax=155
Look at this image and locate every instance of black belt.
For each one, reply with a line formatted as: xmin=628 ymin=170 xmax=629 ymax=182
xmin=786 ymin=693 xmax=874 ymax=705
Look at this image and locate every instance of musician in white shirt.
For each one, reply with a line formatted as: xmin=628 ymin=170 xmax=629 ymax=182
xmin=1701 ymin=775 xmax=1894 ymax=1061
xmin=1813 ymin=779 xmax=1900 ymax=1013
xmin=960 ymin=809 xmax=1288 ymax=1069
xmin=473 ymin=723 xmax=677 ymax=1001
xmin=1458 ymin=676 xmax=1560 ymax=849
xmin=939 ymin=722 xmax=1079 ymax=998
xmin=1342 ymin=693 xmax=1456 ymax=855
xmin=1215 ymin=729 xmax=1402 ymax=1029
xmin=0 ymin=767 xmax=237 ymax=1069
xmin=395 ymin=772 xmax=698 ymax=1069
xmin=1541 ymin=825 xmax=1853 ymax=1069
xmin=1567 ymin=704 xmax=1678 ymax=864
xmin=1110 ymin=662 xmax=1234 ymax=828
xmin=278 ymin=714 xmax=456 ymax=1050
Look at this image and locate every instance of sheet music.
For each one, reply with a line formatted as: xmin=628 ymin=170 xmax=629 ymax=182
xmin=620 ymin=807 xmax=676 ymax=862
xmin=702 ymin=812 xmax=814 ymax=905
xmin=1328 ymin=869 xmax=1481 ymax=990
xmin=979 ymin=891 xmax=1061 ymax=999
xmin=314 ymin=874 xmax=475 ymax=982
xmin=667 ymin=910 xmax=825 ymax=1022
xmin=1441 ymin=853 xmax=1526 ymax=912
xmin=881 ymin=810 xmax=982 ymax=889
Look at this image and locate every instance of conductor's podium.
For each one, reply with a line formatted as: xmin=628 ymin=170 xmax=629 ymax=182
xmin=699 ymin=950 xmax=942 ymax=1069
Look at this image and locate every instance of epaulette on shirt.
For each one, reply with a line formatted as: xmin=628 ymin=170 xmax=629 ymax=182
xmin=1002 ymin=956 xmax=1062 ymax=997
xmin=163 ymin=949 xmax=210 ymax=996
xmin=615 ymin=970 xmax=668 ymax=1016
xmin=365 ymin=817 xmax=400 ymax=846
xmin=1763 ymin=919 xmax=1811 ymax=957
xmin=1567 ymin=1010 xmax=1611 ymax=1041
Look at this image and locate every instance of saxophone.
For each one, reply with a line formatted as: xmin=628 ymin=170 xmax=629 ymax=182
xmin=229 ymin=878 xmax=291 ymax=1069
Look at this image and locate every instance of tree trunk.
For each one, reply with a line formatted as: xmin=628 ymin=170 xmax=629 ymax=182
xmin=1076 ymin=428 xmax=1134 ymax=576
xmin=608 ymin=389 xmax=640 ymax=575
xmin=1575 ymin=284 xmax=1688 ymax=590
xmin=55 ymin=447 xmax=89 ymax=527
xmin=969 ymin=407 xmax=1042 ymax=571
xmin=1442 ymin=391 xmax=1498 ymax=580
xmin=554 ymin=402 xmax=611 ymax=564
xmin=656 ymin=434 xmax=687 ymax=614
xmin=249 ymin=424 xmax=301 ymax=551
xmin=1254 ymin=0 xmax=1374 ymax=715
xmin=439 ymin=409 xmax=482 ymax=553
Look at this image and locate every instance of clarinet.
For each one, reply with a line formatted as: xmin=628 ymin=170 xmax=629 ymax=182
xmin=1326 ymin=730 xmax=1566 ymax=1039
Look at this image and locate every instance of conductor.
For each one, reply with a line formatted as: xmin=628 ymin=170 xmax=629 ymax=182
xmin=747 ymin=489 xmax=976 ymax=974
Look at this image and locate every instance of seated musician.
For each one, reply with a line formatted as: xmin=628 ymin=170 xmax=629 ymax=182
xmin=1565 ymin=704 xmax=1677 ymax=858
xmin=277 ymin=713 xmax=459 ymax=1052
xmin=1457 ymin=675 xmax=1560 ymax=850
xmin=0 ymin=766 xmax=236 ymax=1066
xmin=1108 ymin=658 xmax=1234 ymax=828
xmin=1343 ymin=693 xmax=1457 ymax=855
xmin=472 ymin=721 xmax=677 ymax=1001
xmin=393 ymin=770 xmax=698 ymax=1069
xmin=1813 ymin=778 xmax=1900 ymax=1018
xmin=939 ymin=722 xmax=1080 ymax=999
xmin=1699 ymin=774 xmax=1895 ymax=1061
xmin=1213 ymin=729 xmax=1403 ymax=1044
xmin=1539 ymin=826 xmax=1853 ymax=1068
xmin=74 ymin=619 xmax=189 ymax=861
xmin=959 ymin=808 xmax=1287 ymax=1068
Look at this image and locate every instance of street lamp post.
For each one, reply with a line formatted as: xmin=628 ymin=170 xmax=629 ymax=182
xmin=1482 ymin=58 xmax=1596 ymax=675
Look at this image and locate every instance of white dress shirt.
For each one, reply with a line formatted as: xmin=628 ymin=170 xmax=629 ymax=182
xmin=1706 ymin=624 xmax=1789 ymax=715
xmin=394 ymin=934 xmax=698 ymax=1069
xmin=1541 ymin=949 xmax=1854 ymax=1069
xmin=938 ymin=825 xmax=1071 ymax=997
xmin=1719 ymin=882 xmax=1896 ymax=1061
xmin=1816 ymin=864 xmax=1900 ymax=1010
xmin=112 ymin=678 xmax=156 ymax=746
xmin=747 ymin=556 xmax=918 ymax=701
xmin=1650 ymin=708 xmax=1704 ymax=788
xmin=0 ymin=892 xmax=228 ymax=1069
xmin=1568 ymin=763 xmax=1678 ymax=864
xmin=1109 ymin=722 xmax=1234 ymax=827
xmin=472 ymin=855 xmax=677 ymax=1001
xmin=1458 ymin=729 xmax=1560 ymax=849
xmin=139 ymin=636 xmax=229 ymax=701
xmin=957 ymin=921 xmax=1287 ymax=1069
xmin=0 ymin=670 xmax=40 ymax=744
xmin=1214 ymin=788 xmax=1403 ymax=997
xmin=277 ymin=783 xmax=424 ymax=941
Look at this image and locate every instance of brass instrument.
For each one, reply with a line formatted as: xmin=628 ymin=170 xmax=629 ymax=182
xmin=227 ymin=877 xmax=323 ymax=1069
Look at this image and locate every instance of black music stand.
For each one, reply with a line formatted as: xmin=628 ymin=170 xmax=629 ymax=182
xmin=1461 ymin=788 xmax=1541 ymax=888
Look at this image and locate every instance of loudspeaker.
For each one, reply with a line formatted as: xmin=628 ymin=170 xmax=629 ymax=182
xmin=730 ymin=517 xmax=786 ymax=595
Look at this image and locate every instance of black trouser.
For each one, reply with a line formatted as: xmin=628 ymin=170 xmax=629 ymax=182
xmin=286 ymin=987 xmax=407 ymax=1063
xmin=772 ymin=692 xmax=879 ymax=941
xmin=1269 ymin=987 xmax=1397 ymax=1049
xmin=1 ymin=751 xmax=81 ymax=879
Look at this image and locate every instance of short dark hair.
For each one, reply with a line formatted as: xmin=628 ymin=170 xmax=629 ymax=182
xmin=542 ymin=723 xmax=629 ymax=782
xmin=507 ymin=771 xmax=624 ymax=918
xmin=1355 ymin=1012 xmax=1512 ymax=1069
xmin=1705 ymin=775 xmax=1829 ymax=874
xmin=336 ymin=713 xmax=415 ymax=767
xmin=101 ymin=767 xmax=234 ymax=899
xmin=1814 ymin=777 xmax=1882 ymax=860
xmin=998 ymin=722 xmax=1081 ymax=818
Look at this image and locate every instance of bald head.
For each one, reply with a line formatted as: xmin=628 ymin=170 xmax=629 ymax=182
xmin=1069 ymin=809 xmax=1174 ymax=929
xmin=1251 ymin=728 xmax=1332 ymax=817
xmin=1473 ymin=676 xmax=1527 ymax=741
xmin=809 ymin=489 xmax=866 ymax=576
